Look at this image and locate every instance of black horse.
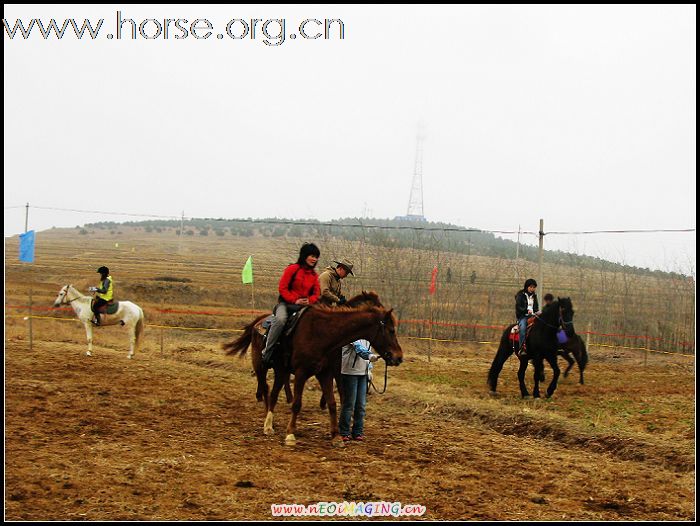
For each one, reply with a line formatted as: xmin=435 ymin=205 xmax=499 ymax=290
xmin=557 ymin=334 xmax=588 ymax=385
xmin=487 ymin=297 xmax=576 ymax=398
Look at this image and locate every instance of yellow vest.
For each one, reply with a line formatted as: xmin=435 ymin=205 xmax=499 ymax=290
xmin=96 ymin=276 xmax=114 ymax=301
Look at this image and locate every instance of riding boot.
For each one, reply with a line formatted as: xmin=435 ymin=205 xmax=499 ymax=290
xmin=92 ymin=314 xmax=100 ymax=326
xmin=261 ymin=344 xmax=275 ymax=368
xmin=518 ymin=342 xmax=527 ymax=358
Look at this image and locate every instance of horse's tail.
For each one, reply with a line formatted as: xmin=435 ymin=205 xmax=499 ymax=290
xmin=578 ymin=335 xmax=589 ymax=370
xmin=223 ymin=314 xmax=267 ymax=357
xmin=135 ymin=308 xmax=145 ymax=351
xmin=487 ymin=326 xmax=515 ymax=392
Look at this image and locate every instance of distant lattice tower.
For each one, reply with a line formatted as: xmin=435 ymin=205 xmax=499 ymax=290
xmin=405 ymin=123 xmax=426 ymax=221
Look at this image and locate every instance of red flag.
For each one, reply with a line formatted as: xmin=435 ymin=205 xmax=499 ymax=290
xmin=429 ymin=265 xmax=438 ymax=295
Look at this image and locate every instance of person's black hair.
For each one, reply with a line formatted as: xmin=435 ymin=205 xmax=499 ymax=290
xmin=543 ymin=293 xmax=554 ymax=302
xmin=296 ymin=243 xmax=320 ymax=267
xmin=523 ymin=278 xmax=537 ymax=290
xmin=97 ymin=266 xmax=109 ymax=276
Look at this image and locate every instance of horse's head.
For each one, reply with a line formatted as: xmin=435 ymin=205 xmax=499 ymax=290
xmin=558 ymin=297 xmax=576 ymax=338
xmin=53 ymin=285 xmax=71 ymax=307
xmin=346 ymin=290 xmax=382 ymax=308
xmin=370 ymin=308 xmax=403 ymax=366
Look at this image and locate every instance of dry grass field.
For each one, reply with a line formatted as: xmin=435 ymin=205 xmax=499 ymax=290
xmin=4 ymin=228 xmax=696 ymax=520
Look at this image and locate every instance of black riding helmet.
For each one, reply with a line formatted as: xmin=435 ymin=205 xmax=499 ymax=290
xmin=97 ymin=266 xmax=109 ymax=276
xmin=296 ymin=243 xmax=320 ymax=267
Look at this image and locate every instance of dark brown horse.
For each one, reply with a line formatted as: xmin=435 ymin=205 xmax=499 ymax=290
xmin=223 ymin=294 xmax=402 ymax=446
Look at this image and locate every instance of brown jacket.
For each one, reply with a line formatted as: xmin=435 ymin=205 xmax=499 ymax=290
xmin=318 ymin=266 xmax=343 ymax=305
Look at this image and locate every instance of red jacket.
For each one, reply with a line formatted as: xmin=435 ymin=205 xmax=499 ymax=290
xmin=278 ymin=264 xmax=321 ymax=304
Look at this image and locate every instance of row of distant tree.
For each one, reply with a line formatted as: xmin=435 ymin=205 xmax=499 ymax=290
xmin=82 ymin=217 xmax=683 ymax=278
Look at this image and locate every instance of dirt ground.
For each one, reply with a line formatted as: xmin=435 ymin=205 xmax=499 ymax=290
xmin=4 ymin=321 xmax=695 ymax=521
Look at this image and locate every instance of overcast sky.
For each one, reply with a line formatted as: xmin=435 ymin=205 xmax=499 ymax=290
xmin=4 ymin=5 xmax=696 ymax=273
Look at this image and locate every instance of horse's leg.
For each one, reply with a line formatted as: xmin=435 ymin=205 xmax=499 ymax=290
xmin=545 ymin=354 xmax=561 ymax=398
xmin=284 ymin=378 xmax=293 ymax=404
xmin=285 ymin=368 xmax=309 ymax=446
xmin=335 ymin=370 xmax=344 ymax=406
xmin=561 ymin=351 xmax=575 ymax=378
xmin=317 ymin=370 xmax=343 ymax=447
xmin=257 ymin=370 xmax=271 ymax=432
xmin=127 ymin=323 xmax=135 ymax=359
xmin=265 ymin=367 xmax=287 ymax=435
xmin=84 ymin=322 xmax=94 ymax=356
xmin=532 ymin=358 xmax=543 ymax=398
xmin=577 ymin=353 xmax=585 ymax=385
xmin=517 ymin=357 xmax=530 ymax=398
xmin=487 ymin=340 xmax=514 ymax=394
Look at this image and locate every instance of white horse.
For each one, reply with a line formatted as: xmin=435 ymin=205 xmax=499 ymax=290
xmin=53 ymin=284 xmax=145 ymax=359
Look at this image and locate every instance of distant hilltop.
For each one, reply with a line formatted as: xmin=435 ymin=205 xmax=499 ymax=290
xmin=73 ymin=216 xmax=687 ymax=280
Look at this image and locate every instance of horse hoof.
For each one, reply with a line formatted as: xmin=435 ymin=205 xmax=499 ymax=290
xmin=86 ymin=351 xmax=92 ymax=357
xmin=284 ymin=434 xmax=296 ymax=446
xmin=127 ymin=355 xmax=133 ymax=360
xmin=263 ymin=427 xmax=274 ymax=435
xmin=331 ymin=437 xmax=345 ymax=448
xmin=488 ymin=390 xmax=498 ymax=397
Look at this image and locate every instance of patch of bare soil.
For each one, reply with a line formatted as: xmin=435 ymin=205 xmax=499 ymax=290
xmin=4 ymin=339 xmax=695 ymax=521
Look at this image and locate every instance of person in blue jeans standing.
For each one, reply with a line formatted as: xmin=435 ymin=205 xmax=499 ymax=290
xmin=339 ymin=339 xmax=379 ymax=442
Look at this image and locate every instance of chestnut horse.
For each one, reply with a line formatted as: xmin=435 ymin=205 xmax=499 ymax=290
xmin=223 ymin=291 xmax=383 ymax=424
xmin=486 ymin=297 xmax=575 ymax=398
xmin=223 ymin=296 xmax=402 ymax=446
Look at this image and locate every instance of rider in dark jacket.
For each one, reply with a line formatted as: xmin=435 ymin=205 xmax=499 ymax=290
xmin=515 ymin=278 xmax=538 ymax=356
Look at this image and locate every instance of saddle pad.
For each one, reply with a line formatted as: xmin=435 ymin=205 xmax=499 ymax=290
xmin=255 ymin=315 xmax=275 ymax=336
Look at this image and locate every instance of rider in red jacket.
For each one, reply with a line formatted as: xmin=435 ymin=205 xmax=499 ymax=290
xmin=262 ymin=242 xmax=321 ymax=367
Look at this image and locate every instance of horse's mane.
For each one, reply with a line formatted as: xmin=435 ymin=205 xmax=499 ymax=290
xmin=311 ymin=290 xmax=383 ymax=312
xmin=540 ymin=297 xmax=573 ymax=322
xmin=311 ymin=303 xmax=384 ymax=314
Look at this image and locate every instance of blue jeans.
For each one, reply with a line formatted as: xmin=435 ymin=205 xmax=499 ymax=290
xmin=518 ymin=317 xmax=529 ymax=350
xmin=339 ymin=374 xmax=368 ymax=437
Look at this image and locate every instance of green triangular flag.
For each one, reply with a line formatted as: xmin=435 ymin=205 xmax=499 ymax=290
xmin=242 ymin=255 xmax=253 ymax=284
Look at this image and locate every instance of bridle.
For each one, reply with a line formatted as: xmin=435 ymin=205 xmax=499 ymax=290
xmin=60 ymin=286 xmax=81 ymax=304
xmin=371 ymin=318 xmax=398 ymax=365
xmin=533 ymin=304 xmax=574 ymax=331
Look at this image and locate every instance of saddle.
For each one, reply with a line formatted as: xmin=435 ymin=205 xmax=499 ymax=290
xmin=92 ymin=299 xmax=119 ymax=315
xmin=254 ymin=306 xmax=309 ymax=338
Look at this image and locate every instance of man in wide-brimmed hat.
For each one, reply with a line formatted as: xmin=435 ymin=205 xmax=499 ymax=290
xmin=318 ymin=258 xmax=354 ymax=306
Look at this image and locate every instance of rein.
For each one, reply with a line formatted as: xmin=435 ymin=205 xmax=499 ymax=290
xmin=364 ymin=318 xmax=392 ymax=394
xmin=533 ymin=305 xmax=573 ymax=331
xmin=369 ymin=361 xmax=389 ymax=394
xmin=63 ymin=287 xmax=83 ymax=304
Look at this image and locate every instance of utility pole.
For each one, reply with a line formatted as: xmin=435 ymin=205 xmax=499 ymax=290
xmin=538 ymin=218 xmax=545 ymax=302
xmin=178 ymin=210 xmax=184 ymax=253
xmin=25 ymin=202 xmax=33 ymax=351
xmin=515 ymin=224 xmax=521 ymax=280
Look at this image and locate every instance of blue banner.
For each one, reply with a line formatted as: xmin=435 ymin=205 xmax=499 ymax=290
xmin=19 ymin=230 xmax=35 ymax=263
